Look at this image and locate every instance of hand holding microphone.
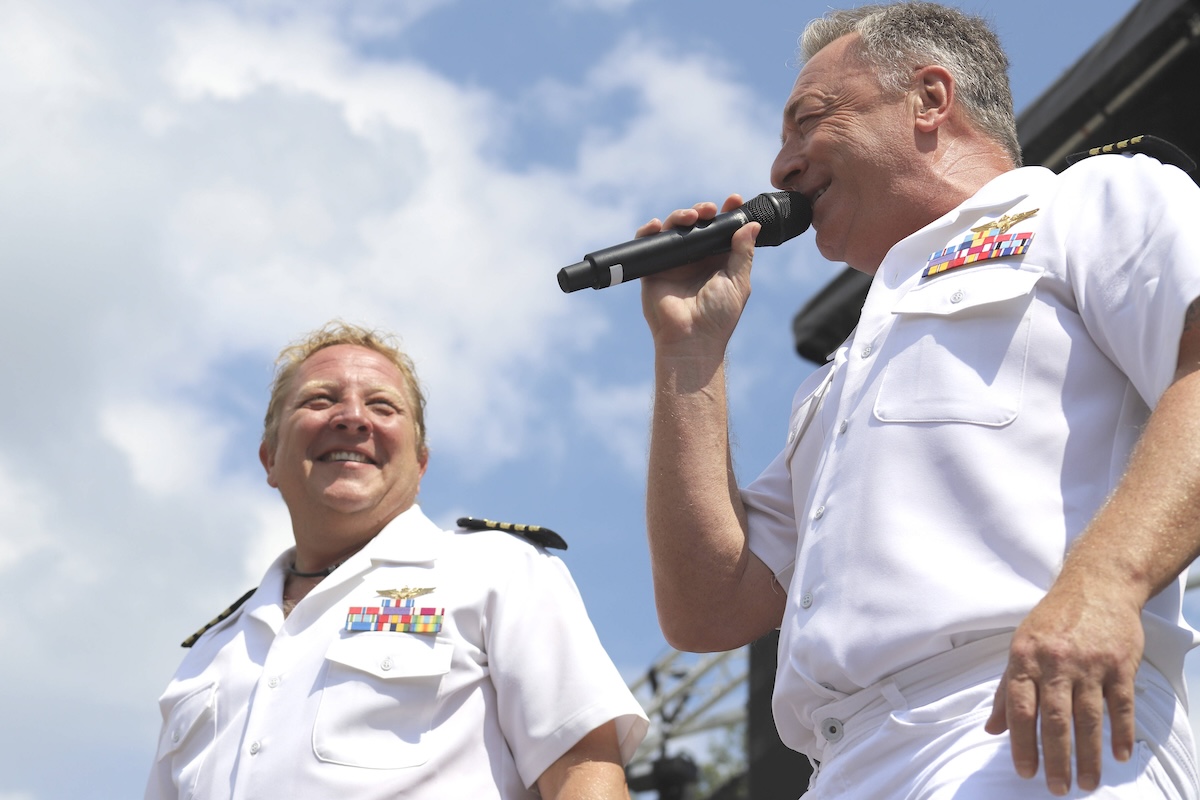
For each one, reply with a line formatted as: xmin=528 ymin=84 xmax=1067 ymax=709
xmin=557 ymin=191 xmax=812 ymax=293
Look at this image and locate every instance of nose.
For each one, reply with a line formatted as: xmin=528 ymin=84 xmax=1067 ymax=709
xmin=770 ymin=139 xmax=805 ymax=191
xmin=331 ymin=396 xmax=370 ymax=432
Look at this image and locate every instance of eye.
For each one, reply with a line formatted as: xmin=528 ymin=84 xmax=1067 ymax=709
xmin=368 ymin=398 xmax=401 ymax=415
xmin=795 ymin=112 xmax=819 ymax=135
xmin=300 ymin=393 xmax=333 ymax=410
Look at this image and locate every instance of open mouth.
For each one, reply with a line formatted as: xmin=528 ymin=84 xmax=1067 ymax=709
xmin=320 ymin=450 xmax=376 ymax=465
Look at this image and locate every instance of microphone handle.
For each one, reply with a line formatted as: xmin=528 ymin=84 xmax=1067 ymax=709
xmin=558 ymin=210 xmax=750 ymax=293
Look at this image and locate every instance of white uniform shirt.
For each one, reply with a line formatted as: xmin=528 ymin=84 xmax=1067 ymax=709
xmin=743 ymin=154 xmax=1200 ymax=757
xmin=145 ymin=505 xmax=648 ymax=800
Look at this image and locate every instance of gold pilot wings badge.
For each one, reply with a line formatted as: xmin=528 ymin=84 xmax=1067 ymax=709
xmin=345 ymin=587 xmax=444 ymax=633
xmin=923 ymin=208 xmax=1039 ymax=279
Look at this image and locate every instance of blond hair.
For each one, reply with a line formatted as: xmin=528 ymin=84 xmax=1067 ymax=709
xmin=262 ymin=320 xmax=427 ymax=455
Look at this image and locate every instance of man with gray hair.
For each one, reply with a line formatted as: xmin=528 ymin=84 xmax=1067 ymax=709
xmin=636 ymin=2 xmax=1200 ymax=797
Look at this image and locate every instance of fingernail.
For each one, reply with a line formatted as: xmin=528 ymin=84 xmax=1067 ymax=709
xmin=1048 ymin=779 xmax=1068 ymax=796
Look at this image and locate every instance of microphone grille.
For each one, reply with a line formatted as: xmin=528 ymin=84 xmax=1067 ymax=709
xmin=742 ymin=191 xmax=813 ymax=247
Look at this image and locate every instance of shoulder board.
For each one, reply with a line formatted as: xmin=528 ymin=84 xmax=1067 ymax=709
xmin=456 ymin=516 xmax=568 ymax=550
xmin=1065 ymin=134 xmax=1196 ymax=173
xmin=181 ymin=587 xmax=257 ymax=648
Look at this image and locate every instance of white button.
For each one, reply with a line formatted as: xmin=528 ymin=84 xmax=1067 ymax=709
xmin=171 ymin=731 xmax=180 ymax=744
xmin=860 ymin=344 xmax=872 ymax=358
xmin=800 ymin=592 xmax=813 ymax=609
xmin=267 ymin=676 xmax=280 ymax=688
xmin=838 ymin=420 xmax=848 ymax=434
xmin=813 ymin=505 xmax=825 ymax=520
xmin=788 ymin=428 xmax=797 ymax=443
xmin=951 ymin=289 xmax=965 ymax=304
xmin=380 ymin=658 xmax=393 ymax=672
xmin=249 ymin=741 xmax=261 ymax=755
xmin=820 ymin=718 xmax=844 ymax=743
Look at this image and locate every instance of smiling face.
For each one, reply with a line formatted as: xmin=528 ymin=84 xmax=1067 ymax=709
xmin=259 ymin=344 xmax=429 ymax=540
xmin=770 ymin=34 xmax=931 ymax=274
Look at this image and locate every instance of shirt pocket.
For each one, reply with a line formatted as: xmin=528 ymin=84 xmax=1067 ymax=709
xmin=313 ymin=632 xmax=453 ymax=770
xmin=156 ymin=681 xmax=218 ymax=797
xmin=874 ymin=265 xmax=1042 ymax=425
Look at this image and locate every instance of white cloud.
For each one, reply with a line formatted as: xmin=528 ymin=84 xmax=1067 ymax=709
xmin=575 ymin=33 xmax=780 ymax=199
xmin=0 ymin=0 xmax=787 ymax=794
xmin=0 ymin=459 xmax=55 ymax=573
xmin=572 ymin=377 xmax=652 ymax=476
xmin=99 ymin=400 xmax=233 ymax=496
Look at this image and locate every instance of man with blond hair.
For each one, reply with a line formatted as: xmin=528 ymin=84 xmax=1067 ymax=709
xmin=637 ymin=2 xmax=1200 ymax=798
xmin=146 ymin=321 xmax=647 ymax=800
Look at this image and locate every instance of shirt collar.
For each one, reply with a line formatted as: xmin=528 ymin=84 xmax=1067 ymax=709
xmin=881 ymin=166 xmax=1056 ymax=285
xmin=241 ymin=505 xmax=444 ymax=630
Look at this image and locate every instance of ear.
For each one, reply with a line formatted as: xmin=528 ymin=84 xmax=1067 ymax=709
xmin=912 ymin=64 xmax=953 ymax=133
xmin=259 ymin=440 xmax=279 ymax=488
xmin=417 ymin=446 xmax=430 ymax=480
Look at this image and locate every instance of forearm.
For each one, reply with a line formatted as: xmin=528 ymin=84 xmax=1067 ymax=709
xmin=536 ymin=722 xmax=630 ymax=800
xmin=647 ymin=351 xmax=782 ymax=651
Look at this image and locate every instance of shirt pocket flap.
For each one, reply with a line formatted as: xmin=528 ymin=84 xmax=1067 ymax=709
xmin=893 ymin=265 xmax=1042 ymax=316
xmin=325 ymin=633 xmax=452 ymax=680
xmin=156 ymin=682 xmax=217 ymax=761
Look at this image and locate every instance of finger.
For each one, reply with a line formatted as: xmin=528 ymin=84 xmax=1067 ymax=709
xmin=719 ymin=194 xmax=745 ymax=214
xmin=635 ymin=218 xmax=663 ymax=238
xmin=729 ymin=221 xmax=761 ymax=254
xmin=1038 ymin=682 xmax=1075 ymax=796
xmin=1004 ymin=674 xmax=1041 ymax=781
xmin=984 ymin=680 xmax=1009 ymax=735
xmin=1072 ymin=684 xmax=1106 ymax=792
xmin=657 ymin=204 xmax=710 ymax=233
xmin=1106 ymin=677 xmax=1136 ymax=764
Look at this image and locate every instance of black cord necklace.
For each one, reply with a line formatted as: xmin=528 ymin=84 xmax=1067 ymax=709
xmin=286 ymin=560 xmax=343 ymax=578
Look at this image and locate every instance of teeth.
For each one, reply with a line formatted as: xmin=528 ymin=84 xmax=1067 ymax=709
xmin=324 ymin=451 xmax=371 ymax=463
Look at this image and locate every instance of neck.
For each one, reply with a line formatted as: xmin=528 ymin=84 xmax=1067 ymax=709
xmin=852 ymin=146 xmax=1011 ymax=274
xmin=282 ymin=572 xmax=324 ymax=617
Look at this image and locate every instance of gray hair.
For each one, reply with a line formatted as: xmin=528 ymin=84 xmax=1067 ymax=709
xmin=801 ymin=2 xmax=1021 ymax=167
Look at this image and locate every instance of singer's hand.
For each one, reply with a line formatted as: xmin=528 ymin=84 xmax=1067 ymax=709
xmin=984 ymin=576 xmax=1142 ymax=795
xmin=639 ymin=194 xmax=760 ymax=357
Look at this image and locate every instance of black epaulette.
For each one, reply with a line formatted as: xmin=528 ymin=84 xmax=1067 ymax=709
xmin=181 ymin=587 xmax=257 ymax=648
xmin=456 ymin=516 xmax=568 ymax=550
xmin=1066 ymin=134 xmax=1196 ymax=174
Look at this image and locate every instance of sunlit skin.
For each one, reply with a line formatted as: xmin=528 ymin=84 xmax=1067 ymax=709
xmin=259 ymin=344 xmax=428 ymax=574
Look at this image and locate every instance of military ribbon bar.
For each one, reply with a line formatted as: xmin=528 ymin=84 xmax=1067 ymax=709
xmin=345 ymin=597 xmax=444 ymax=634
xmin=923 ymin=227 xmax=1035 ymax=278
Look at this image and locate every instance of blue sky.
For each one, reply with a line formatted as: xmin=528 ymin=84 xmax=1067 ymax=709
xmin=0 ymin=0 xmax=1172 ymax=797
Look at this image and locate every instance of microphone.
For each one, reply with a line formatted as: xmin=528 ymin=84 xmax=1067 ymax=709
xmin=557 ymin=191 xmax=812 ymax=293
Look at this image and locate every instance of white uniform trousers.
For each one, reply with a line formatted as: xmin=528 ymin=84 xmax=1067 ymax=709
xmin=798 ymin=633 xmax=1199 ymax=799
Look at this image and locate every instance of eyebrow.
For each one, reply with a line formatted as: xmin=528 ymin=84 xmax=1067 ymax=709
xmin=293 ymin=380 xmax=408 ymax=404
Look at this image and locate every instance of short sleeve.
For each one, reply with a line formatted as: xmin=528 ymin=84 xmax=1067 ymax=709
xmin=483 ymin=543 xmax=648 ymax=788
xmin=1062 ymin=154 xmax=1200 ymax=406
